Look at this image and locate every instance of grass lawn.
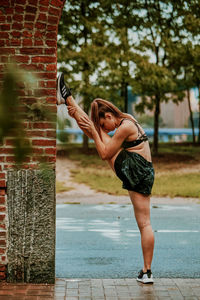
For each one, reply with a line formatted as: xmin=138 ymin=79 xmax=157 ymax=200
xmin=57 ymin=143 xmax=200 ymax=198
xmin=56 ymin=181 xmax=74 ymax=193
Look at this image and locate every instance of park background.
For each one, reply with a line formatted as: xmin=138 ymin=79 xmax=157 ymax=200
xmin=0 ymin=0 xmax=200 ymax=285
xmin=56 ymin=0 xmax=200 ymax=199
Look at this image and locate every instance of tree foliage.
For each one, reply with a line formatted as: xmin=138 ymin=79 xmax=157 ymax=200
xmin=58 ymin=0 xmax=200 ymax=152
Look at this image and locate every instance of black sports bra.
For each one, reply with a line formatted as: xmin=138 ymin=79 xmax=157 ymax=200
xmin=119 ymin=118 xmax=148 ymax=149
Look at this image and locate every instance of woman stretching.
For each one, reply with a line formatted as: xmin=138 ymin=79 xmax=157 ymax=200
xmin=57 ymin=73 xmax=155 ymax=284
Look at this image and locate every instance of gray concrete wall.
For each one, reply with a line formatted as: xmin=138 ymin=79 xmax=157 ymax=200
xmin=6 ymin=169 xmax=55 ymax=283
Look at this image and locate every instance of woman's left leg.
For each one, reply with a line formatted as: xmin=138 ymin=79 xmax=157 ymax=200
xmin=128 ymin=191 xmax=154 ymax=272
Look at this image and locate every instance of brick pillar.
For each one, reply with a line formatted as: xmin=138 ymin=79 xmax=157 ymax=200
xmin=0 ymin=0 xmax=66 ymax=282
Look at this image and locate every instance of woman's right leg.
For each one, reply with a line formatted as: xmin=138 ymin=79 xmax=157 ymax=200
xmin=66 ymin=95 xmax=93 ymax=139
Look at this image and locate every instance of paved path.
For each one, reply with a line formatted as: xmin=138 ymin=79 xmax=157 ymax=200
xmin=56 ymin=204 xmax=200 ymax=279
xmin=0 ymin=278 xmax=200 ymax=299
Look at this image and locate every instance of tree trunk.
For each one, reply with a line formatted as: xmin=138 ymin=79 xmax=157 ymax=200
xmin=83 ymin=134 xmax=89 ymax=152
xmin=198 ymin=85 xmax=200 ymax=144
xmin=153 ymin=94 xmax=160 ymax=155
xmin=124 ymin=82 xmax=128 ymax=113
xmin=121 ymin=81 xmax=128 ymax=113
xmin=186 ymin=89 xmax=195 ymax=144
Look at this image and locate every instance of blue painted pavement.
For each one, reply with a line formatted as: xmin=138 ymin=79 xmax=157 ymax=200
xmin=56 ymin=204 xmax=200 ymax=278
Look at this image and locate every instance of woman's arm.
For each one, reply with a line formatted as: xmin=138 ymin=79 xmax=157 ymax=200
xmin=79 ymin=116 xmax=132 ymax=160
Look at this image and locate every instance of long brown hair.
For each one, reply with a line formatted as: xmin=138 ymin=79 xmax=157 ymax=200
xmin=91 ymin=98 xmax=133 ymax=135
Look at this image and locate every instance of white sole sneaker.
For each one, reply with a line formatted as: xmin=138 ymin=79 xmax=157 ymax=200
xmin=137 ymin=274 xmax=154 ymax=284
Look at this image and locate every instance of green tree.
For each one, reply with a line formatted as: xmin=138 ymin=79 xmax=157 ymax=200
xmin=167 ymin=41 xmax=197 ymax=143
xmin=58 ymin=0 xmax=107 ymax=151
xmin=130 ymin=0 xmax=187 ymax=154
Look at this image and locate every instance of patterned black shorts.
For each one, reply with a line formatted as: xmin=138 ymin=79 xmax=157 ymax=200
xmin=114 ymin=150 xmax=154 ymax=195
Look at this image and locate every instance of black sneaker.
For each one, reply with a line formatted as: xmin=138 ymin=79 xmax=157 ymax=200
xmin=136 ymin=269 xmax=154 ymax=284
xmin=57 ymin=73 xmax=72 ymax=105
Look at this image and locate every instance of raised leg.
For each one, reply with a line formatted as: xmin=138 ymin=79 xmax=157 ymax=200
xmin=66 ymin=96 xmax=93 ymax=139
xmin=128 ymin=191 xmax=154 ymax=272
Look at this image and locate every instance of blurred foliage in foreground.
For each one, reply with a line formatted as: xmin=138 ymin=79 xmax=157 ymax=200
xmin=0 ymin=64 xmax=55 ymax=166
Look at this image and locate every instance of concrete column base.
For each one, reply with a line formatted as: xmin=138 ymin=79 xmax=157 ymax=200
xmin=6 ymin=169 xmax=55 ymax=283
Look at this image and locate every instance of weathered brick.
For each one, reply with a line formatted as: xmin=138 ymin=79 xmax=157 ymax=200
xmin=46 ymin=97 xmax=57 ymax=104
xmin=45 ymin=148 xmax=56 ymax=155
xmin=14 ymin=55 xmax=29 ymax=63
xmin=22 ymin=30 xmax=32 ymax=38
xmin=46 ymin=40 xmax=57 ymax=47
xmin=0 ymin=0 xmax=9 ymax=6
xmin=32 ymin=139 xmax=56 ymax=146
xmin=13 ymin=14 xmax=23 ymax=22
xmin=0 ymin=215 xmax=5 ymax=222
xmin=12 ymin=22 xmax=23 ymax=30
xmin=5 ymin=7 xmax=14 ymax=14
xmin=0 ymin=197 xmax=5 ymax=205
xmin=11 ymin=31 xmax=21 ymax=38
xmin=48 ymin=15 xmax=58 ymax=24
xmin=29 ymin=0 xmax=38 ymax=5
xmin=24 ymin=22 xmax=34 ymax=30
xmin=34 ymin=40 xmax=44 ymax=46
xmin=45 ymin=48 xmax=56 ymax=55
xmin=46 ymin=130 xmax=56 ymax=138
xmin=35 ymin=22 xmax=46 ymax=29
xmin=37 ymin=13 xmax=47 ymax=22
xmin=32 ymin=56 xmax=56 ymax=63
xmin=0 ymin=16 xmax=6 ymax=23
xmin=0 ymin=248 xmax=6 ymax=254
xmin=0 ymin=265 xmax=6 ymax=272
xmin=46 ymin=32 xmax=57 ymax=40
xmin=46 ymin=64 xmax=57 ymax=71
xmin=26 ymin=6 xmax=37 ymax=14
xmin=0 ymin=32 xmax=9 ymax=39
xmin=47 ymin=25 xmax=57 ymax=31
xmin=33 ymin=122 xmax=53 ymax=129
xmin=15 ymin=0 xmax=26 ymax=4
xmin=0 ymin=181 xmax=6 ymax=188
xmin=0 ymin=207 xmax=6 ymax=212
xmin=20 ymin=48 xmax=43 ymax=55
xmin=15 ymin=5 xmax=24 ymax=13
xmin=0 ymin=224 xmax=6 ymax=230
xmin=26 ymin=130 xmax=46 ymax=137
xmin=48 ymin=157 xmax=56 ymax=163
xmin=25 ymin=14 xmax=35 ymax=21
xmin=23 ymin=39 xmax=33 ymax=46
xmin=51 ymin=0 xmax=63 ymax=7
xmin=1 ymin=24 xmax=11 ymax=31
xmin=10 ymin=39 xmax=21 ymax=46
xmin=32 ymin=148 xmax=44 ymax=154
xmin=0 ymin=190 xmax=5 ymax=196
xmin=39 ymin=0 xmax=49 ymax=6
xmin=49 ymin=7 xmax=60 ymax=16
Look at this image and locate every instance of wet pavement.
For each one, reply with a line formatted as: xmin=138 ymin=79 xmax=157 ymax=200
xmin=0 ymin=203 xmax=200 ymax=299
xmin=56 ymin=204 xmax=200 ymax=279
xmin=0 ymin=278 xmax=200 ymax=299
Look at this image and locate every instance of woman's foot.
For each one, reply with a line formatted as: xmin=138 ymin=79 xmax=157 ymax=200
xmin=57 ymin=73 xmax=72 ymax=105
xmin=136 ymin=269 xmax=154 ymax=284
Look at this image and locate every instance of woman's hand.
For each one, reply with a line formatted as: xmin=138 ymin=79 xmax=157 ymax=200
xmin=67 ymin=106 xmax=77 ymax=117
xmin=79 ymin=116 xmax=96 ymax=136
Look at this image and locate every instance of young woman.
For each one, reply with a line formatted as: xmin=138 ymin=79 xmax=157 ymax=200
xmin=57 ymin=73 xmax=155 ymax=284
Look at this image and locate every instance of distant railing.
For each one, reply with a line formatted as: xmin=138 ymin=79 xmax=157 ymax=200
xmin=57 ymin=128 xmax=199 ymax=143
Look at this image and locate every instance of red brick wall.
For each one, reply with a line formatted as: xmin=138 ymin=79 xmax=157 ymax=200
xmin=0 ymin=0 xmax=65 ymax=280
